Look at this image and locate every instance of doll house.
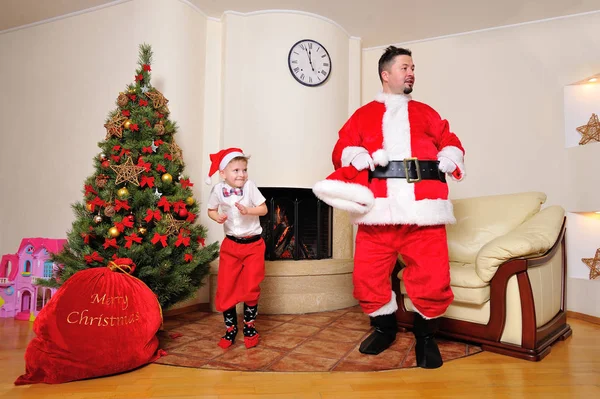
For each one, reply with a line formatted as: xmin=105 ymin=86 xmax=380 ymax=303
xmin=0 ymin=238 xmax=67 ymax=321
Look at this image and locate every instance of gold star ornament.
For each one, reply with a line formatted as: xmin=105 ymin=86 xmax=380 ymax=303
xmin=163 ymin=213 xmax=186 ymax=237
xmin=576 ymin=113 xmax=600 ymax=145
xmin=581 ymin=248 xmax=600 ymax=280
xmin=110 ymin=157 xmax=145 ymax=186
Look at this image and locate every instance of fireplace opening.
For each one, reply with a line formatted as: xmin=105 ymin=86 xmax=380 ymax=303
xmin=259 ymin=187 xmax=332 ymax=261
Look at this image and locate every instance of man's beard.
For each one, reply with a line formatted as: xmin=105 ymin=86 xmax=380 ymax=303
xmin=403 ymin=86 xmax=413 ymax=94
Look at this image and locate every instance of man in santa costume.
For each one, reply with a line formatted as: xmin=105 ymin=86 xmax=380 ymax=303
xmin=313 ymin=46 xmax=465 ymax=368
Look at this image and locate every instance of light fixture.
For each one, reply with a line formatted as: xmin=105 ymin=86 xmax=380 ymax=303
xmin=589 ymin=78 xmax=598 ymax=83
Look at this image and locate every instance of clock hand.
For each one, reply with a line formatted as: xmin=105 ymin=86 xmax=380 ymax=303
xmin=305 ymin=48 xmax=315 ymax=72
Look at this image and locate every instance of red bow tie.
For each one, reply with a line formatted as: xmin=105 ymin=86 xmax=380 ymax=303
xmin=223 ymin=187 xmax=243 ymax=197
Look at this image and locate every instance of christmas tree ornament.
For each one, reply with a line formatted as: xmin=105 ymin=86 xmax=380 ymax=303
xmin=178 ymin=208 xmax=189 ymax=219
xmin=163 ymin=214 xmax=186 ymax=237
xmin=104 ymin=114 xmax=127 ymax=140
xmin=185 ymin=197 xmax=194 ymax=205
xmin=124 ymin=119 xmax=133 ymax=130
xmin=151 ymin=141 xmax=158 ymax=152
xmin=161 ymin=173 xmax=173 ymax=184
xmin=154 ymin=123 xmax=165 ymax=135
xmin=117 ymin=93 xmax=129 ymax=107
xmin=108 ymin=227 xmax=120 ymax=238
xmin=93 ymin=215 xmax=103 ymax=224
xmin=111 ymin=157 xmax=145 ymax=186
xmin=95 ymin=174 xmax=109 ymax=188
xmin=137 ymin=226 xmax=147 ymax=236
xmin=127 ymin=214 xmax=135 ymax=223
xmin=153 ymin=188 xmax=162 ymax=198
xmin=168 ymin=141 xmax=183 ymax=164
xmin=99 ymin=153 xmax=107 ymax=161
xmin=104 ymin=205 xmax=116 ymax=217
xmin=128 ymin=87 xmax=136 ymax=94
xmin=86 ymin=202 xmax=93 ymax=212
xmin=145 ymin=88 xmax=169 ymax=109
xmin=117 ymin=187 xmax=130 ymax=198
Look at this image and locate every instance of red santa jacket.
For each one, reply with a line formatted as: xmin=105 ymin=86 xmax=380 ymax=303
xmin=321 ymin=92 xmax=465 ymax=226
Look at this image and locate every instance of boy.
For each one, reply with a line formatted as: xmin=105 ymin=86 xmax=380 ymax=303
xmin=206 ymin=148 xmax=268 ymax=349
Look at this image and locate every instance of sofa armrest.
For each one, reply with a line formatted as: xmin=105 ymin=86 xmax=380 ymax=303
xmin=475 ymin=206 xmax=565 ymax=282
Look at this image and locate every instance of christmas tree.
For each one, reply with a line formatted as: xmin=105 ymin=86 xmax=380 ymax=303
xmin=45 ymin=44 xmax=219 ymax=309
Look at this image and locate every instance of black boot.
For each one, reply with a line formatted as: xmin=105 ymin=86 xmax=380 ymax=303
xmin=413 ymin=313 xmax=443 ymax=369
xmin=218 ymin=306 xmax=238 ymax=349
xmin=359 ymin=313 xmax=398 ymax=355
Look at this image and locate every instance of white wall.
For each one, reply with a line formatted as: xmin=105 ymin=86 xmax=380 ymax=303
xmin=217 ymin=11 xmax=354 ymax=189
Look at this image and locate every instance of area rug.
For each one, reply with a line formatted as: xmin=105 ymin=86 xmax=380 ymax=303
xmin=156 ymin=306 xmax=482 ymax=372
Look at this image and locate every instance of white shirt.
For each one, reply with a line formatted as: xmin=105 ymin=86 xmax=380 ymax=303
xmin=207 ymin=180 xmax=266 ymax=238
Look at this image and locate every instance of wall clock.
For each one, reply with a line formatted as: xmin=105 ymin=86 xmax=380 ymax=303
xmin=288 ymin=39 xmax=331 ymax=87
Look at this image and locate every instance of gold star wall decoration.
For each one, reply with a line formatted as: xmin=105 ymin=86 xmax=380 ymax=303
xmin=581 ymin=248 xmax=600 ymax=280
xmin=163 ymin=213 xmax=186 ymax=237
xmin=576 ymin=113 xmax=600 ymax=145
xmin=110 ymin=157 xmax=145 ymax=186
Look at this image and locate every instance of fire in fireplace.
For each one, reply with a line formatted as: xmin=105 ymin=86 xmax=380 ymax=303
xmin=259 ymin=187 xmax=332 ymax=261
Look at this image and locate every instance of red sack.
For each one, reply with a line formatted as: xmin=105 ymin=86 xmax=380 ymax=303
xmin=15 ymin=259 xmax=165 ymax=385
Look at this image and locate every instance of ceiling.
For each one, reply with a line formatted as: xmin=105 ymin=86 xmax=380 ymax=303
xmin=2 ymin=0 xmax=600 ymax=47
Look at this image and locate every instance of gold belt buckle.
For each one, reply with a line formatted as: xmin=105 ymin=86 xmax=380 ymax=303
xmin=404 ymin=158 xmax=421 ymax=183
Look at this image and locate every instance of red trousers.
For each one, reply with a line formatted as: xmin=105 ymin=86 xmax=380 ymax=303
xmin=215 ymin=237 xmax=266 ymax=312
xmin=353 ymin=224 xmax=453 ymax=318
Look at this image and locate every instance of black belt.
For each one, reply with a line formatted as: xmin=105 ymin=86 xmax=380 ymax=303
xmin=369 ymin=159 xmax=446 ymax=183
xmin=226 ymin=235 xmax=262 ymax=244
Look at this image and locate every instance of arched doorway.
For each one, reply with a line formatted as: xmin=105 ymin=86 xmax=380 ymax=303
xmin=21 ymin=290 xmax=32 ymax=312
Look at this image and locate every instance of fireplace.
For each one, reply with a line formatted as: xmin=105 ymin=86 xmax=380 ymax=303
xmin=259 ymin=187 xmax=332 ymax=261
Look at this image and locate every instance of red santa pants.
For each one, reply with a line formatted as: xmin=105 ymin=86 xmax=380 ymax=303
xmin=215 ymin=237 xmax=266 ymax=312
xmin=353 ymin=224 xmax=453 ymax=318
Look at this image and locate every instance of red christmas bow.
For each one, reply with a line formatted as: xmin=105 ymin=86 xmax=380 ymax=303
xmin=184 ymin=253 xmax=193 ymax=263
xmin=156 ymin=163 xmax=166 ymax=173
xmin=114 ymin=199 xmax=130 ymax=211
xmin=84 ymin=251 xmax=104 ymax=264
xmin=173 ymin=200 xmax=186 ymax=212
xmin=179 ymin=178 xmax=193 ymax=189
xmin=84 ymin=184 xmax=97 ymax=196
xmin=137 ymin=157 xmax=152 ymax=172
xmin=142 ymin=146 xmax=153 ymax=154
xmin=139 ymin=99 xmax=148 ymax=106
xmin=175 ymin=232 xmax=190 ymax=248
xmin=124 ymin=233 xmax=143 ymax=249
xmin=151 ymin=233 xmax=168 ymax=247
xmin=143 ymin=64 xmax=151 ymax=71
xmin=140 ymin=175 xmax=155 ymax=188
xmin=144 ymin=209 xmax=162 ymax=222
xmin=115 ymin=217 xmax=134 ymax=233
xmin=164 ymin=153 xmax=172 ymax=161
xmin=187 ymin=213 xmax=197 ymax=223
xmin=197 ymin=236 xmax=205 ymax=246
xmin=89 ymin=196 xmax=106 ymax=212
xmin=103 ymin=238 xmax=118 ymax=249
xmin=157 ymin=197 xmax=171 ymax=212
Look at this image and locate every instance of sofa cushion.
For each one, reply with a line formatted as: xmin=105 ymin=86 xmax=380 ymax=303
xmin=447 ymin=192 xmax=547 ymax=264
xmin=400 ymin=280 xmax=490 ymax=305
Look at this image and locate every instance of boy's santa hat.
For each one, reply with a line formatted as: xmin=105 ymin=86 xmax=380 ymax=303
xmin=205 ymin=147 xmax=249 ymax=184
xmin=312 ymin=166 xmax=374 ymax=214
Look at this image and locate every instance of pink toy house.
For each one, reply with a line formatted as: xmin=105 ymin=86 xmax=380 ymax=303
xmin=0 ymin=238 xmax=67 ymax=321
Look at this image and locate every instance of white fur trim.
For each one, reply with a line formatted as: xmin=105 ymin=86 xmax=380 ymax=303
xmin=219 ymin=151 xmax=248 ymax=170
xmin=313 ymin=180 xmax=374 ymax=214
xmin=381 ymin=95 xmax=411 ymax=160
xmin=371 ymin=149 xmax=389 ymax=167
xmin=374 ymin=91 xmax=412 ymax=104
xmin=437 ymin=146 xmax=465 ymax=182
xmin=205 ymin=177 xmax=212 ymax=185
xmin=412 ymin=306 xmax=443 ymax=320
xmin=369 ymin=291 xmax=398 ymax=317
xmin=351 ymin=196 xmax=456 ymax=226
xmin=341 ymin=146 xmax=368 ymax=167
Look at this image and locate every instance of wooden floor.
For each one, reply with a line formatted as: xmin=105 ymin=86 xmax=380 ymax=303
xmin=1 ymin=317 xmax=599 ymax=398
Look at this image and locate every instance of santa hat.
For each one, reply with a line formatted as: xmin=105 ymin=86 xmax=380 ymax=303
xmin=205 ymin=147 xmax=249 ymax=184
xmin=312 ymin=166 xmax=374 ymax=214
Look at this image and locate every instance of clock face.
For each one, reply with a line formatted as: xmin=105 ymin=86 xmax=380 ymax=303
xmin=288 ymin=39 xmax=331 ymax=87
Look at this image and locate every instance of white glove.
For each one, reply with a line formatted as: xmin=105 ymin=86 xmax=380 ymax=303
xmin=438 ymin=156 xmax=457 ymax=174
xmin=351 ymin=152 xmax=375 ymax=171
